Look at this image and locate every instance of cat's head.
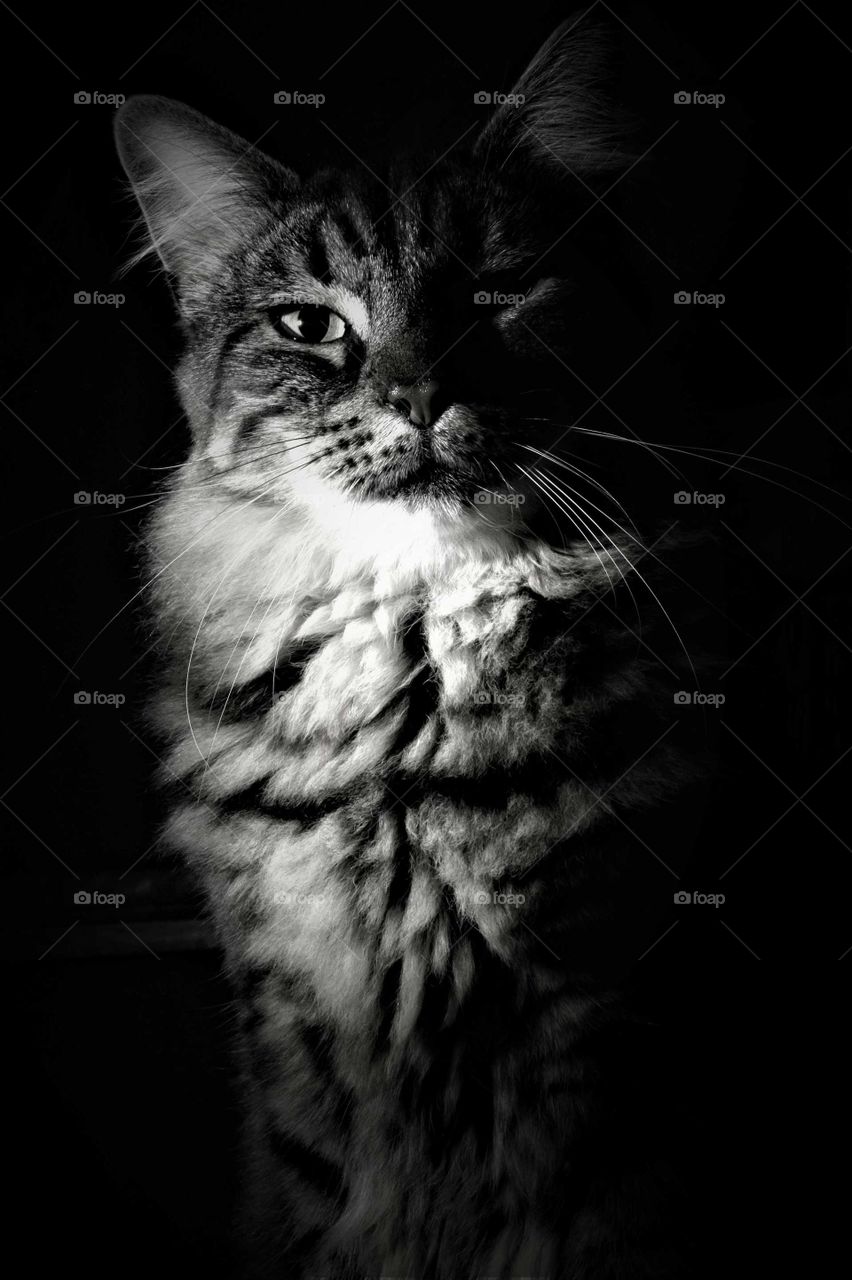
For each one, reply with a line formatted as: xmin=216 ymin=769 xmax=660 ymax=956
xmin=115 ymin=22 xmax=625 ymax=541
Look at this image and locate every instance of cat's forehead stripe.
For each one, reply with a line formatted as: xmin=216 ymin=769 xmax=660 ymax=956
xmin=306 ymin=233 xmax=331 ymax=285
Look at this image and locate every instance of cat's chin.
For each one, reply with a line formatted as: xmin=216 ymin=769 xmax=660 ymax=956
xmin=349 ymin=462 xmax=465 ymax=505
xmin=286 ymin=471 xmax=528 ymax=586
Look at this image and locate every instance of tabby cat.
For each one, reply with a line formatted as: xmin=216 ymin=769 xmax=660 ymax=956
xmin=115 ymin=22 xmax=710 ymax=1279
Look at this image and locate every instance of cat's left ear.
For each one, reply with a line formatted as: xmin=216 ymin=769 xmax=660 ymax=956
xmin=115 ymin=96 xmax=298 ymax=310
xmin=474 ymin=19 xmax=625 ymax=178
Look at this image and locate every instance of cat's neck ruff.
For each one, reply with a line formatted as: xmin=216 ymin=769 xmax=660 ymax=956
xmin=160 ymin=464 xmax=543 ymax=624
xmin=298 ymin=482 xmax=530 ymax=600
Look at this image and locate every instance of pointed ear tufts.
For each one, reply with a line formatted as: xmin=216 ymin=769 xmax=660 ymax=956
xmin=114 ymin=96 xmax=298 ymax=297
xmin=476 ymin=19 xmax=629 ymax=179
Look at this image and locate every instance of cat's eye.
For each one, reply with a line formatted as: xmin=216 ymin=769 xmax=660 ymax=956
xmin=272 ymin=304 xmax=347 ymax=344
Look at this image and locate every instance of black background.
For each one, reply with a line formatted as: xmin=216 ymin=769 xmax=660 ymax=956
xmin=1 ymin=2 xmax=850 ymax=1275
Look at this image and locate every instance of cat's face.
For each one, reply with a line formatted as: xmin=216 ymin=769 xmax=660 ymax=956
xmin=116 ymin=27 xmax=621 ymax=529
xmin=151 ymin=161 xmax=574 ymax=514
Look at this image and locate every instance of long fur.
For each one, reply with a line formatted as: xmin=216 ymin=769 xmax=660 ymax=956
xmin=116 ymin=19 xmax=708 ymax=1279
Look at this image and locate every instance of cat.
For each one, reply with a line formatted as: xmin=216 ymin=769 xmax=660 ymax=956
xmin=115 ymin=21 xmax=712 ymax=1280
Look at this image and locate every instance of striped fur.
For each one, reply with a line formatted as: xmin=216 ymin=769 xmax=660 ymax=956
xmin=116 ymin=24 xmax=707 ymax=1279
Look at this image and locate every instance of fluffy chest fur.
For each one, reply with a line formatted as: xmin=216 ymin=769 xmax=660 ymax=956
xmin=142 ymin=482 xmax=693 ymax=1275
xmin=152 ymin=481 xmax=678 ymax=980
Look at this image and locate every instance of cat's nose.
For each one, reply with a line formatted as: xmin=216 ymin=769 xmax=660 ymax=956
xmin=386 ymin=378 xmax=440 ymax=427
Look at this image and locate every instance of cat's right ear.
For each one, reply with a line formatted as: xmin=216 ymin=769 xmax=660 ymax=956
xmin=474 ymin=20 xmax=627 ymax=179
xmin=114 ymin=96 xmax=298 ymax=306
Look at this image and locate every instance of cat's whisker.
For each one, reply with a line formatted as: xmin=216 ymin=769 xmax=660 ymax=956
xmin=537 ymin=467 xmax=699 ymax=687
xmin=124 ymin=432 xmax=319 ymax=475
xmin=190 ymin=439 xmax=323 ymax=482
xmin=81 ymin=457 xmax=310 ymax=518
xmin=478 ymin=460 xmax=548 ymax=550
xmin=119 ymin=596 xmax=190 ymax=682
xmin=675 ymin=446 xmax=851 ymax=500
xmin=523 ymin=465 xmax=626 ymax=602
xmin=488 ymin=458 xmax=518 ymax=496
xmin=184 ymin=498 xmax=298 ymax=768
xmin=73 ymin=480 xmax=297 ymax=671
xmin=533 ymin=468 xmax=647 ymax=636
xmin=566 ymin=426 xmax=852 ymax=524
xmin=86 ymin=497 xmax=164 ymax=519
xmin=528 ymin=419 xmax=686 ymax=483
xmin=513 ymin=465 xmax=571 ymax=555
xmin=109 ymin=446 xmax=319 ymax=506
xmin=532 ymin=462 xmax=733 ymax=645
xmin=515 ymin=442 xmax=639 ymax=533
xmin=521 ymin=462 xmax=698 ymax=684
xmin=517 ymin=465 xmax=616 ymax=592
xmin=210 ymin=447 xmax=334 ymax=494
xmin=269 ymin=568 xmax=311 ymax=708
xmin=469 ymin=500 xmax=506 ymax=532
xmin=204 ymin=567 xmax=292 ymax=778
